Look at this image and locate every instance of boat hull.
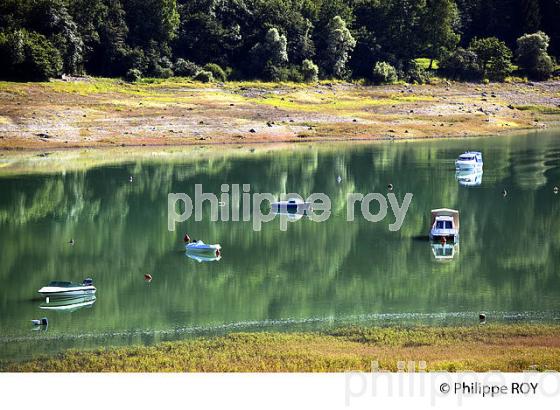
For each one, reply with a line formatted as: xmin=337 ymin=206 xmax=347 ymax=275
xmin=38 ymin=287 xmax=96 ymax=298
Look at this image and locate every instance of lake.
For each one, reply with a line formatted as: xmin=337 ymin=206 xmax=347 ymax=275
xmin=1 ymin=130 xmax=560 ymax=360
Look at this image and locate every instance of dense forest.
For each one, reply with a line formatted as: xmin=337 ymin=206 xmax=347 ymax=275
xmin=0 ymin=0 xmax=559 ymax=82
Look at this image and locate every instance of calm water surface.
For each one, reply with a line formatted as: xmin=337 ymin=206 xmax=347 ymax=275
xmin=1 ymin=131 xmax=560 ymax=360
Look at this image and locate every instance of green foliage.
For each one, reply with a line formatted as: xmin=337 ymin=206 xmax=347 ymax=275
xmin=301 ymin=59 xmax=319 ymax=82
xmin=0 ymin=29 xmax=62 ymax=80
xmin=203 ymin=63 xmax=227 ymax=82
xmin=516 ymin=31 xmax=555 ymax=80
xmin=469 ymin=37 xmax=513 ymax=81
xmin=125 ymin=67 xmax=142 ymax=82
xmin=173 ymin=58 xmax=200 ymax=77
xmin=193 ymin=69 xmax=213 ymax=82
xmin=439 ymin=47 xmax=482 ymax=80
xmin=0 ymin=0 xmax=558 ymax=82
xmin=371 ymin=61 xmax=398 ymax=84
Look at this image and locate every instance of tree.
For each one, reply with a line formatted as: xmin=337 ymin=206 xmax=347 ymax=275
xmin=421 ymin=0 xmax=460 ymax=69
xmin=263 ymin=27 xmax=288 ymax=66
xmin=516 ymin=31 xmax=555 ymax=80
xmin=0 ymin=29 xmax=62 ymax=80
xmin=250 ymin=27 xmax=288 ymax=77
xmin=469 ymin=37 xmax=512 ymax=81
xmin=323 ymin=15 xmax=356 ymax=78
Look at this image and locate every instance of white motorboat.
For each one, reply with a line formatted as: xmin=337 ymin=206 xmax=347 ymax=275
xmin=456 ymin=169 xmax=483 ymax=186
xmin=455 ymin=151 xmax=483 ymax=170
xmin=429 ymin=209 xmax=460 ymax=242
xmin=271 ymin=198 xmax=311 ymax=214
xmin=186 ymin=240 xmax=221 ymax=256
xmin=38 ymin=278 xmax=96 ymax=298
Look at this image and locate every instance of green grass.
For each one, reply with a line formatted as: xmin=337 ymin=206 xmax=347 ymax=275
xmin=512 ymin=105 xmax=560 ymax=114
xmin=2 ymin=324 xmax=559 ymax=372
xmin=415 ymin=58 xmax=439 ymax=70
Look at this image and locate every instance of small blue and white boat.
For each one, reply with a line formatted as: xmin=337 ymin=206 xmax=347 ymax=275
xmin=455 ymin=151 xmax=483 ymax=170
xmin=186 ymin=240 xmax=221 ymax=257
xmin=271 ymin=198 xmax=311 ymax=215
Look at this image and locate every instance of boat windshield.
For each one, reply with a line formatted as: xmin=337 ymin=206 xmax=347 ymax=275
xmin=459 ymin=155 xmax=474 ymax=161
xmin=436 ymin=221 xmax=453 ymax=229
xmin=47 ymin=281 xmax=80 ymax=287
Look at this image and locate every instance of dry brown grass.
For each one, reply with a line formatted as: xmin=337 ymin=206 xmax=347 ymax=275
xmin=0 ymin=79 xmax=558 ymax=150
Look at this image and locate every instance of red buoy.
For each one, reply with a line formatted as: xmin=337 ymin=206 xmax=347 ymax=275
xmin=183 ymin=233 xmax=191 ymax=243
xmin=144 ymin=273 xmax=152 ymax=282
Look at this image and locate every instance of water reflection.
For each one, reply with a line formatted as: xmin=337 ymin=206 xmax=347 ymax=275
xmin=430 ymin=242 xmax=460 ymax=262
xmin=39 ymin=295 xmax=97 ymax=312
xmin=185 ymin=253 xmax=222 ymax=263
xmin=1 ymin=131 xmax=560 ymax=359
xmin=456 ymin=169 xmax=483 ymax=187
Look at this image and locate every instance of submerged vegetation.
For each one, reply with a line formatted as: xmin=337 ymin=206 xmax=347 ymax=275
xmin=3 ymin=325 xmax=560 ymax=372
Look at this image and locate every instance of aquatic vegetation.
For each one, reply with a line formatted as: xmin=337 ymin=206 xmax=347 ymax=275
xmin=2 ymin=324 xmax=559 ymax=372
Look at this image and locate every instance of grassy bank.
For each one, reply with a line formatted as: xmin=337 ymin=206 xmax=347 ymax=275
xmin=0 ymin=78 xmax=559 ymax=150
xmin=3 ymin=324 xmax=560 ymax=372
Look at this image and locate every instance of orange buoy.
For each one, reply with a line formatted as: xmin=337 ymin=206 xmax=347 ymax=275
xmin=144 ymin=273 xmax=152 ymax=282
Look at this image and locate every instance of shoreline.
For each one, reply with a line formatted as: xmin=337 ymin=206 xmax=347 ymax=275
xmin=1 ymin=78 xmax=559 ymax=151
xmin=2 ymin=324 xmax=560 ymax=372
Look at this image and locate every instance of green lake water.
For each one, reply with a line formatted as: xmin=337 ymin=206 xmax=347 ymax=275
xmin=1 ymin=131 xmax=560 ymax=360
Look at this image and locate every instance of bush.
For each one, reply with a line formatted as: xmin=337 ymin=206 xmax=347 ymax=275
xmin=301 ymin=59 xmax=319 ymax=82
xmin=157 ymin=67 xmax=174 ymax=78
xmin=439 ymin=48 xmax=482 ymax=81
xmin=193 ymin=70 xmax=213 ymax=82
xmin=174 ymin=58 xmax=201 ymax=77
xmin=532 ymin=53 xmax=555 ymax=81
xmin=371 ymin=61 xmax=398 ymax=84
xmin=516 ymin=32 xmax=555 ymax=80
xmin=203 ymin=63 xmax=227 ymax=82
xmin=405 ymin=60 xmax=430 ymax=84
xmin=263 ymin=62 xmax=282 ymax=81
xmin=125 ymin=68 xmax=142 ymax=82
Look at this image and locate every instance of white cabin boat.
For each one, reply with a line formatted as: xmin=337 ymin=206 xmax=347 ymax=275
xmin=38 ymin=278 xmax=96 ymax=298
xmin=455 ymin=151 xmax=483 ymax=170
xmin=429 ymin=209 xmax=460 ymax=242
